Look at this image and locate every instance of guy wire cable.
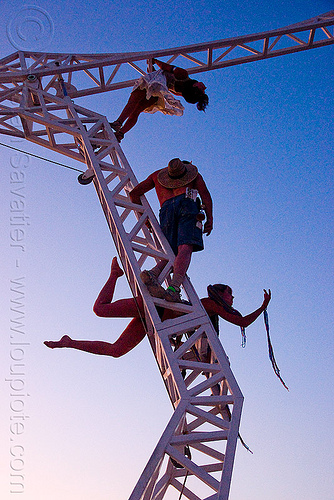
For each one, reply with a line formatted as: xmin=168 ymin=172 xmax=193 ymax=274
xmin=0 ymin=142 xmax=84 ymax=173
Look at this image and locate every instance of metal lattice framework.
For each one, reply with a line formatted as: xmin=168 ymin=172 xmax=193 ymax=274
xmin=0 ymin=11 xmax=333 ymax=500
xmin=0 ymin=10 xmax=333 ymax=108
xmin=5 ymin=89 xmax=243 ymax=499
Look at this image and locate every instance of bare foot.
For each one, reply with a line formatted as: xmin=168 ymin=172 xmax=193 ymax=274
xmin=44 ymin=335 xmax=72 ymax=349
xmin=110 ymin=257 xmax=124 ymax=277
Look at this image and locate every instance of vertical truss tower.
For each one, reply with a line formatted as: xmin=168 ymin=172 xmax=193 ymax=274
xmin=3 ymin=88 xmax=244 ymax=500
xmin=0 ymin=11 xmax=333 ymax=500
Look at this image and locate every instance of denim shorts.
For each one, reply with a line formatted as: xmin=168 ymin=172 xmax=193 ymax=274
xmin=159 ymin=194 xmax=204 ymax=254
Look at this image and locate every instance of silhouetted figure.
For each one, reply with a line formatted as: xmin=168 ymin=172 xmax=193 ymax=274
xmin=110 ymin=58 xmax=208 ymax=141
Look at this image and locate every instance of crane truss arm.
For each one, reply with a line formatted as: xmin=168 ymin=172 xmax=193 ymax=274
xmin=0 ymin=11 xmax=332 ymax=100
xmin=0 ymin=84 xmax=244 ymax=498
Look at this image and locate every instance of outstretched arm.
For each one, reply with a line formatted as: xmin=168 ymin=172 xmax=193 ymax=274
xmin=236 ymin=289 xmax=271 ymax=327
xmin=195 ymin=173 xmax=213 ymax=235
xmin=152 ymin=58 xmax=189 ymax=80
xmin=129 ymin=174 xmax=155 ymax=205
xmin=202 ymin=289 xmax=271 ymax=328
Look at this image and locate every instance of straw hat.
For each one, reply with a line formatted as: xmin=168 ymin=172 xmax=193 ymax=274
xmin=157 ymin=158 xmax=198 ymax=188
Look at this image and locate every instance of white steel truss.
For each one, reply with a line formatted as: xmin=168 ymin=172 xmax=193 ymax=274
xmin=2 ymin=86 xmax=243 ymax=499
xmin=0 ymin=11 xmax=332 ymax=102
xmin=0 ymin=10 xmax=333 ymax=500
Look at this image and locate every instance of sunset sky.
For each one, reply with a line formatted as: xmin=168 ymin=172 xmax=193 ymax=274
xmin=0 ymin=1 xmax=333 ymax=499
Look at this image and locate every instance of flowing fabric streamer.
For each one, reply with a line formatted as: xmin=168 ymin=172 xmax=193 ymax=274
xmin=263 ymin=309 xmax=289 ymax=391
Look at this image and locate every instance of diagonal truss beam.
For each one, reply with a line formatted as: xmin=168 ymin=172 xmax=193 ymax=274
xmin=1 ymin=84 xmax=244 ymax=499
xmin=0 ymin=11 xmax=332 ymax=100
xmin=1 ymin=12 xmax=332 ymax=499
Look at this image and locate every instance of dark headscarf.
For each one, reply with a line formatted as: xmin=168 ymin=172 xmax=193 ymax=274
xmin=179 ymin=79 xmax=209 ymax=111
xmin=207 ymin=284 xmax=246 ymax=346
xmin=207 ymin=285 xmax=242 ymax=316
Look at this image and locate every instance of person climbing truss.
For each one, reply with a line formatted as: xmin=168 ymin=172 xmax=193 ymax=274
xmin=129 ymin=157 xmax=213 ymax=302
xmin=110 ymin=58 xmax=208 ymax=141
xmin=44 ymin=257 xmax=271 ymax=358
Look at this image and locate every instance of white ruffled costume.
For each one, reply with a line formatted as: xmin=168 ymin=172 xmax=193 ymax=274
xmin=133 ymin=69 xmax=184 ymax=116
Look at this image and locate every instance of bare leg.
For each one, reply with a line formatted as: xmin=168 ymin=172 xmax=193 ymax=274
xmin=119 ymin=95 xmax=158 ymax=135
xmin=93 ymin=257 xmax=143 ymax=318
xmin=44 ymin=257 xmax=146 ymax=357
xmin=171 ymin=244 xmax=193 ymax=288
xmin=165 ymin=244 xmax=193 ymax=302
xmin=93 ymin=256 xmax=123 ymax=310
xmin=116 ymin=88 xmax=147 ymax=124
xmin=113 ymin=88 xmax=158 ymax=137
xmin=44 ymin=318 xmax=146 ymax=357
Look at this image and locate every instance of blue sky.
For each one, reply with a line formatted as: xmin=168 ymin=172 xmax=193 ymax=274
xmin=0 ymin=1 xmax=333 ymax=499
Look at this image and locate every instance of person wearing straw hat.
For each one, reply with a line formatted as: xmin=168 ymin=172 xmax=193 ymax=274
xmin=129 ymin=158 xmax=213 ymax=302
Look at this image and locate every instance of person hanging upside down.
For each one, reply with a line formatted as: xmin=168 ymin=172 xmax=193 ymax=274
xmin=44 ymin=257 xmax=271 ymax=358
xmin=110 ymin=58 xmax=209 ymax=142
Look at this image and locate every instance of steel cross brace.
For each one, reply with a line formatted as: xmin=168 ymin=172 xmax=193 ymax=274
xmin=0 ymin=11 xmax=332 ymax=103
xmin=0 ymin=10 xmax=332 ymax=499
xmin=0 ymin=81 xmax=243 ymax=500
